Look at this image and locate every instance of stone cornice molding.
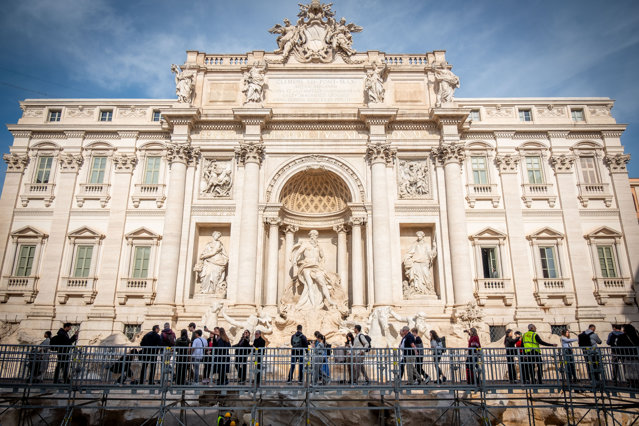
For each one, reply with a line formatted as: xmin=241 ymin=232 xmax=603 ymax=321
xmin=59 ymin=153 xmax=84 ymax=173
xmin=495 ymin=154 xmax=522 ymax=174
xmin=550 ymin=154 xmax=576 ymax=173
xmin=433 ymin=143 xmax=465 ymax=166
xmin=64 ymin=130 xmax=85 ymax=139
xmin=547 ymin=131 xmax=570 ymax=139
xmin=166 ymin=143 xmax=200 ymax=166
xmin=601 ymin=130 xmax=624 ymax=139
xmin=358 ymin=108 xmax=398 ymax=130
xmin=430 ymin=108 xmax=469 ymax=130
xmin=567 ymin=132 xmax=601 ymax=140
xmin=233 ymin=108 xmax=273 ymax=131
xmin=493 ymin=131 xmax=515 ymax=140
xmin=31 ymin=132 xmax=66 ymax=140
xmin=603 ymin=153 xmax=631 ymax=174
xmin=118 ymin=131 xmax=139 ymax=140
xmin=366 ymin=143 xmax=396 ymax=166
xmin=112 ymin=153 xmax=138 ymax=173
xmin=9 ymin=130 xmax=32 ymax=139
xmin=235 ymin=143 xmax=265 ymax=166
xmin=333 ymin=224 xmax=350 ymax=234
xmin=161 ymin=107 xmax=201 ymax=131
xmin=3 ymin=153 xmax=29 ymax=173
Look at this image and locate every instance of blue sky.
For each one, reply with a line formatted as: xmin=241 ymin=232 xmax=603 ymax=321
xmin=1 ymin=0 xmax=638 ymax=193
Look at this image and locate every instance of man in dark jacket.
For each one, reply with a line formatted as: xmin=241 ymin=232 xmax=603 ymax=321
xmin=253 ymin=330 xmax=266 ymax=385
xmin=287 ymin=325 xmax=308 ymax=383
xmin=607 ymin=324 xmax=624 ymax=384
xmin=52 ymin=323 xmax=78 ymax=384
xmin=139 ymin=325 xmax=163 ymax=385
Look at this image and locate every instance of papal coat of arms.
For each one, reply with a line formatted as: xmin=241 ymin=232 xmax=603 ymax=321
xmin=268 ymin=0 xmax=362 ymax=63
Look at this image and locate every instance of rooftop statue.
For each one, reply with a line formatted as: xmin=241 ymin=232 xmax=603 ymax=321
xmin=170 ymin=64 xmax=195 ymax=104
xmin=364 ymin=62 xmax=387 ymax=105
xmin=269 ymin=0 xmax=362 ymax=63
xmin=242 ymin=62 xmax=267 ymax=105
xmin=434 ymin=62 xmax=460 ymax=107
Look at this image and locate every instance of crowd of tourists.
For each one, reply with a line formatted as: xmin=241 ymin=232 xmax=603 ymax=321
xmin=18 ymin=321 xmax=639 ymax=388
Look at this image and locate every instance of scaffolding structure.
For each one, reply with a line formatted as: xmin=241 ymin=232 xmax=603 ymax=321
xmin=0 ymin=344 xmax=638 ymax=425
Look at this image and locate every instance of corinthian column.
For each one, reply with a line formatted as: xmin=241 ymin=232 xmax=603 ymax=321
xmin=349 ymin=217 xmax=366 ymax=312
xmin=0 ymin=147 xmax=29 ymax=273
xmin=283 ymin=224 xmax=299 ymax=286
xmin=264 ymin=217 xmax=281 ymax=309
xmin=333 ymin=224 xmax=349 ymax=289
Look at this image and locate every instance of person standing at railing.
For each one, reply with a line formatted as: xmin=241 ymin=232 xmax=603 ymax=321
xmin=618 ymin=324 xmax=639 ymax=388
xmin=412 ymin=328 xmax=430 ymax=384
xmin=344 ymin=332 xmax=355 ymax=384
xmin=465 ymin=327 xmax=481 ymax=385
xmin=504 ymin=329 xmax=520 ymax=383
xmin=174 ymin=329 xmax=190 ymax=385
xmin=578 ymin=324 xmax=602 ymax=383
xmin=312 ymin=331 xmax=330 ymax=385
xmin=52 ymin=323 xmax=78 ymax=384
xmin=400 ymin=326 xmax=421 ymax=385
xmin=139 ymin=325 xmax=163 ymax=385
xmin=216 ymin=328 xmax=231 ymax=385
xmin=253 ymin=330 xmax=266 ymax=385
xmin=352 ymin=325 xmax=370 ymax=385
xmin=191 ymin=330 xmax=207 ymax=384
xmin=203 ymin=326 xmax=220 ymax=384
xmin=233 ymin=330 xmax=251 ymax=384
xmin=559 ymin=329 xmax=578 ymax=383
xmin=287 ymin=325 xmax=308 ymax=383
xmin=430 ymin=330 xmax=445 ymax=384
xmin=522 ymin=324 xmax=556 ymax=384
xmin=606 ymin=324 xmax=624 ymax=385
xmin=29 ymin=331 xmax=52 ymax=383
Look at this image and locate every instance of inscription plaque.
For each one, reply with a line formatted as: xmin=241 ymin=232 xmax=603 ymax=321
xmin=267 ymin=78 xmax=363 ymax=104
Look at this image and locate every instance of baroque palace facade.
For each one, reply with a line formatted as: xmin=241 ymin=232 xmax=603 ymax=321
xmin=0 ymin=1 xmax=637 ymax=345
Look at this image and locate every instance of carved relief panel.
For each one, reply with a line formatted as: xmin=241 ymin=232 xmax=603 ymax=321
xmin=397 ymin=159 xmax=430 ymax=199
xmin=199 ymin=158 xmax=233 ymax=198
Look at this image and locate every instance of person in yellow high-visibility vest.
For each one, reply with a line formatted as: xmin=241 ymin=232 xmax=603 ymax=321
xmin=522 ymin=324 xmax=557 ymax=384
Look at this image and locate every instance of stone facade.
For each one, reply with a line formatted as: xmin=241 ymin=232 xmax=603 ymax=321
xmin=0 ymin=1 xmax=637 ymax=346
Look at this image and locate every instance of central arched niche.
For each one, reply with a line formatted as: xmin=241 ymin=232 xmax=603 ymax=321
xmin=279 ymin=169 xmax=351 ymax=216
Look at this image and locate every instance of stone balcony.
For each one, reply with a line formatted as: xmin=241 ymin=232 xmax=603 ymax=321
xmin=117 ymin=278 xmax=156 ymax=305
xmin=57 ymin=277 xmax=98 ymax=304
xmin=21 ymin=183 xmax=55 ymax=207
xmin=131 ymin=184 xmax=166 ymax=208
xmin=0 ymin=276 xmax=39 ymax=303
xmin=533 ymin=278 xmax=574 ymax=306
xmin=76 ymin=183 xmax=111 ymax=208
xmin=577 ymin=183 xmax=613 ymax=207
xmin=465 ymin=184 xmax=500 ymax=208
xmin=593 ymin=277 xmax=634 ymax=305
xmin=474 ymin=278 xmax=514 ymax=306
xmin=521 ymin=183 xmax=557 ymax=208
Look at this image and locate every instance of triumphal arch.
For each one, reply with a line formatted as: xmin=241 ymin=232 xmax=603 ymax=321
xmin=0 ymin=0 xmax=638 ymax=346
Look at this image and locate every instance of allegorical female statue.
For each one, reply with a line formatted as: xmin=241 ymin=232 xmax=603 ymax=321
xmin=402 ymin=231 xmax=437 ymax=296
xmin=434 ymin=63 xmax=460 ymax=107
xmin=194 ymin=231 xmax=228 ymax=296
xmin=242 ymin=62 xmax=266 ymax=105
xmin=171 ymin=64 xmax=195 ymax=104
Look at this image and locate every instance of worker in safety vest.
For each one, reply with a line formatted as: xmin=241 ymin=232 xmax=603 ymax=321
xmin=522 ymin=324 xmax=557 ymax=384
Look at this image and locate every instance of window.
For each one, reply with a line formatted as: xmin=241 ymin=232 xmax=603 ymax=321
xmin=481 ymin=247 xmax=499 ymax=278
xmin=15 ymin=245 xmax=36 ymax=276
xmin=489 ymin=326 xmax=506 ymax=343
xmin=579 ymin=156 xmax=599 ymax=184
xmin=99 ymin=110 xmax=113 ymax=122
xmin=73 ymin=245 xmax=94 ymax=278
xmin=551 ymin=325 xmax=567 ymax=336
xmin=132 ymin=246 xmax=151 ymax=278
xmin=124 ymin=324 xmax=141 ymax=342
xmin=518 ymin=109 xmax=532 ymax=122
xmin=35 ymin=156 xmax=53 ymax=183
xmin=597 ymin=245 xmax=618 ymax=278
xmin=471 ymin=156 xmax=488 ymax=184
xmin=88 ymin=156 xmax=107 ymax=184
xmin=571 ymin=109 xmax=584 ymax=122
xmin=539 ymin=246 xmax=558 ymax=278
xmin=143 ymin=156 xmax=161 ymax=184
xmin=48 ymin=110 xmax=61 ymax=122
xmin=152 ymin=111 xmax=162 ymax=122
xmin=469 ymin=109 xmax=480 ymax=122
xmin=525 ymin=156 xmax=544 ymax=184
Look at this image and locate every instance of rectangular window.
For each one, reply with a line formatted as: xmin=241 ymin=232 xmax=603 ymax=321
xmin=597 ymin=245 xmax=618 ymax=278
xmin=73 ymin=245 xmax=94 ymax=278
xmin=152 ymin=111 xmax=161 ymax=122
xmin=471 ymin=156 xmax=489 ymax=184
xmin=88 ymin=156 xmax=107 ymax=184
xmin=143 ymin=156 xmax=161 ymax=185
xmin=15 ymin=245 xmax=36 ymax=277
xmin=124 ymin=324 xmax=141 ymax=342
xmin=481 ymin=247 xmax=500 ymax=278
xmin=539 ymin=246 xmax=558 ymax=279
xmin=551 ymin=325 xmax=567 ymax=336
xmin=132 ymin=246 xmax=151 ymax=278
xmin=48 ymin=110 xmax=61 ymax=122
xmin=489 ymin=326 xmax=506 ymax=343
xmin=571 ymin=109 xmax=584 ymax=122
xmin=99 ymin=110 xmax=113 ymax=122
xmin=469 ymin=109 xmax=480 ymax=122
xmin=580 ymin=156 xmax=599 ymax=184
xmin=35 ymin=156 xmax=53 ymax=184
xmin=518 ymin=109 xmax=532 ymax=122
xmin=525 ymin=156 xmax=544 ymax=184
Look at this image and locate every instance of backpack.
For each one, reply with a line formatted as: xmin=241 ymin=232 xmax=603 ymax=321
xmin=578 ymin=331 xmax=592 ymax=347
xmin=161 ymin=330 xmax=176 ymax=347
xmin=292 ymin=333 xmax=303 ymax=348
xmin=49 ymin=334 xmax=62 ymax=347
xmin=359 ymin=334 xmax=371 ymax=352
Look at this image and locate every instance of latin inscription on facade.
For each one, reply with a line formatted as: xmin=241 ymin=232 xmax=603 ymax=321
xmin=267 ymin=78 xmax=363 ymax=104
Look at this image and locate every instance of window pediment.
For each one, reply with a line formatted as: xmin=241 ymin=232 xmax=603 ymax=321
xmin=125 ymin=227 xmax=161 ymax=242
xmin=585 ymin=226 xmax=621 ymax=242
xmin=10 ymin=226 xmax=48 ymax=241
xmin=470 ymin=227 xmax=507 ymax=241
xmin=67 ymin=226 xmax=105 ymax=241
xmin=528 ymin=226 xmax=564 ymax=241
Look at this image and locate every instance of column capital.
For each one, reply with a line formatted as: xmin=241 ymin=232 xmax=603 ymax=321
xmin=495 ymin=154 xmax=521 ymax=174
xmin=349 ymin=216 xmax=367 ymax=226
xmin=603 ymin=153 xmax=631 ymax=174
xmin=333 ymin=224 xmax=350 ymax=234
xmin=283 ymin=224 xmax=299 ymax=234
xmin=58 ymin=153 xmax=84 ymax=173
xmin=112 ymin=153 xmax=138 ymax=173
xmin=3 ymin=153 xmax=29 ymax=173
xmin=433 ymin=142 xmax=465 ymax=166
xmin=265 ymin=216 xmax=281 ymax=226
xmin=235 ymin=143 xmax=264 ymax=166
xmin=366 ymin=143 xmax=396 ymax=166
xmin=550 ymin=154 xmax=576 ymax=173
xmin=166 ymin=143 xmax=200 ymax=166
